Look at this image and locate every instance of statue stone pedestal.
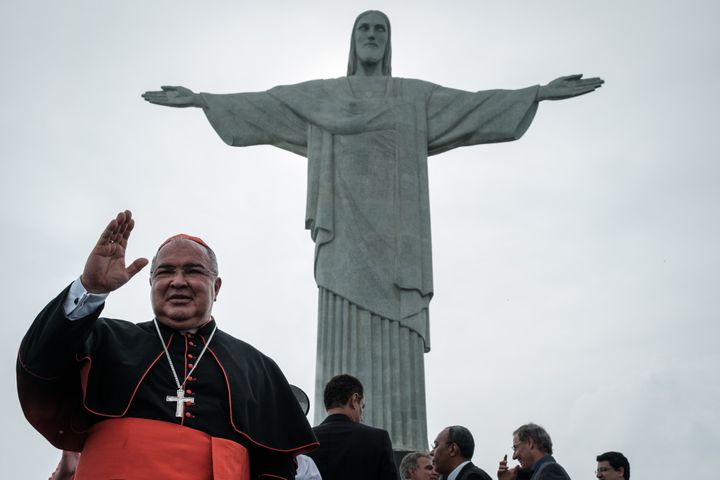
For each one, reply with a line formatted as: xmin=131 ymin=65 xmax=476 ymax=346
xmin=314 ymin=288 xmax=429 ymax=451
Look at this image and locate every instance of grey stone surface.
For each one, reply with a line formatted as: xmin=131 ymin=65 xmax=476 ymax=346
xmin=142 ymin=10 xmax=603 ymax=451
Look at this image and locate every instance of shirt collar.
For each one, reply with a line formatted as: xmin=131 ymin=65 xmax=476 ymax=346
xmin=155 ymin=318 xmax=217 ymax=338
xmin=323 ymin=413 xmax=354 ymax=424
xmin=447 ymin=461 xmax=471 ymax=480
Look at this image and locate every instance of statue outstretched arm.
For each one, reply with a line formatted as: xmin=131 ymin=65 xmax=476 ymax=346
xmin=538 ymin=74 xmax=604 ymax=101
xmin=141 ymin=84 xmax=309 ymax=154
xmin=426 ymin=84 xmax=540 ymax=153
xmin=141 ymin=86 xmax=207 ymax=108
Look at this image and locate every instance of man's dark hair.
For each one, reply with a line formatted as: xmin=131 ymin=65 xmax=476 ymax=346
xmin=447 ymin=425 xmax=474 ymax=459
xmin=399 ymin=452 xmax=431 ymax=479
xmin=323 ymin=374 xmax=363 ymax=410
xmin=597 ymin=451 xmax=630 ymax=480
xmin=514 ymin=423 xmax=553 ymax=455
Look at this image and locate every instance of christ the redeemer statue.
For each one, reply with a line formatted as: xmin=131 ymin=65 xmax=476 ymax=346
xmin=142 ymin=10 xmax=603 ymax=452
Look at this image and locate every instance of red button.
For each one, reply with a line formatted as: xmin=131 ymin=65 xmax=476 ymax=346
xmin=189 ymin=341 xmax=195 ymax=347
xmin=188 ymin=363 xmax=194 ymax=368
xmin=187 ymin=376 xmax=195 ymax=382
xmin=186 ymin=389 xmax=193 ymax=395
xmin=187 ymin=354 xmax=194 ymax=359
xmin=184 ymin=412 xmax=194 ymax=418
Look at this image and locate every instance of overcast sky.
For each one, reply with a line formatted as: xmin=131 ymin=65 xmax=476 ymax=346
xmin=2 ymin=0 xmax=719 ymax=478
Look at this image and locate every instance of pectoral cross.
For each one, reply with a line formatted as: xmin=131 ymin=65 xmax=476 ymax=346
xmin=166 ymin=388 xmax=194 ymax=417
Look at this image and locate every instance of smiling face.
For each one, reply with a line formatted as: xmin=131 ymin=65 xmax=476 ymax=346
xmin=150 ymin=239 xmax=221 ymax=330
xmin=512 ymin=433 xmax=539 ymax=470
xmin=353 ymin=11 xmax=389 ymax=67
xmin=513 ymin=434 xmax=535 ymax=470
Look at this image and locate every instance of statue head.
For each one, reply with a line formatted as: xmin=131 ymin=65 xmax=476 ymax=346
xmin=347 ymin=10 xmax=392 ymax=76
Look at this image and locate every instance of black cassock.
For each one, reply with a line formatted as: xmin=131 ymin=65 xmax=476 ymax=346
xmin=17 ymin=285 xmax=318 ymax=479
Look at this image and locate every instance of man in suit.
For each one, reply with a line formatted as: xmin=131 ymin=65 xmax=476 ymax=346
xmin=497 ymin=423 xmax=571 ymax=480
xmin=595 ymin=451 xmax=629 ymax=480
xmin=307 ymin=374 xmax=399 ymax=480
xmin=431 ymin=425 xmax=492 ymax=480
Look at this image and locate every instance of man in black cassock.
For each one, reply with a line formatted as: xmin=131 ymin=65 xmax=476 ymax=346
xmin=18 ymin=210 xmax=317 ymax=480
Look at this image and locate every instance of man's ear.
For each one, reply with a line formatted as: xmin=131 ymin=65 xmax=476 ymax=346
xmin=214 ymin=277 xmax=222 ymax=301
xmin=350 ymin=392 xmax=364 ymax=414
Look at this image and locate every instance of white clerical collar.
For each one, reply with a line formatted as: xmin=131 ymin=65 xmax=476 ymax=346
xmin=179 ymin=318 xmax=216 ymax=334
xmin=447 ymin=461 xmax=471 ymax=480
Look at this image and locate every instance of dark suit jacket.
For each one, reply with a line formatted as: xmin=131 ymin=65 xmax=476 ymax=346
xmin=307 ymin=413 xmax=399 ymax=480
xmin=455 ymin=461 xmax=493 ymax=480
xmin=517 ymin=456 xmax=571 ymax=480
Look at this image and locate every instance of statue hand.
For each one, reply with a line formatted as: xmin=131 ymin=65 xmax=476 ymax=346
xmin=141 ymin=85 xmax=204 ymax=108
xmin=80 ymin=210 xmax=148 ymax=294
xmin=538 ymin=74 xmax=604 ymax=101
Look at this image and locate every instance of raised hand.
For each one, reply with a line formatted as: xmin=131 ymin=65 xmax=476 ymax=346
xmin=538 ymin=74 xmax=604 ymax=101
xmin=497 ymin=454 xmax=519 ymax=480
xmin=141 ymin=85 xmax=205 ymax=108
xmin=80 ymin=210 xmax=149 ymax=293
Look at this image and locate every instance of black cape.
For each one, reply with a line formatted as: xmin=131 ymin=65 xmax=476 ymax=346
xmin=17 ymin=285 xmax=318 ymax=475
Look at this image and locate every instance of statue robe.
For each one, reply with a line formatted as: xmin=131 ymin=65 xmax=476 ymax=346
xmin=200 ymin=77 xmax=539 ymax=450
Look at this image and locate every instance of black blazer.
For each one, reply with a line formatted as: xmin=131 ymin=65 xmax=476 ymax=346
xmin=456 ymin=462 xmax=493 ymax=480
xmin=307 ymin=413 xmax=399 ymax=480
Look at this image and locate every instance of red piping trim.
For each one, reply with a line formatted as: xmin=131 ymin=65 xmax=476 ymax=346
xmin=208 ymin=347 xmax=319 ymax=454
xmin=179 ymin=334 xmax=191 ymax=427
xmin=78 ymin=333 xmax=174 ymax=417
xmin=16 ymin=351 xmax=60 ymax=381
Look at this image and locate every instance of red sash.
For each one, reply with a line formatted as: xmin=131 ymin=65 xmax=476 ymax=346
xmin=74 ymin=417 xmax=250 ymax=480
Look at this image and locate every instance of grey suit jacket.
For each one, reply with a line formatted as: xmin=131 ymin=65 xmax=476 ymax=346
xmin=527 ymin=456 xmax=571 ymax=480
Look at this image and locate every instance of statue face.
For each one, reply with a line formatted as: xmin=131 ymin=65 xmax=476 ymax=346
xmin=353 ymin=11 xmax=388 ymax=66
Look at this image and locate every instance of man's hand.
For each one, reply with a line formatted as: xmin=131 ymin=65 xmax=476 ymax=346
xmin=497 ymin=454 xmax=519 ymax=480
xmin=80 ymin=210 xmax=148 ymax=294
xmin=538 ymin=74 xmax=604 ymax=101
xmin=141 ymin=86 xmax=206 ymax=108
xmin=49 ymin=451 xmax=79 ymax=480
